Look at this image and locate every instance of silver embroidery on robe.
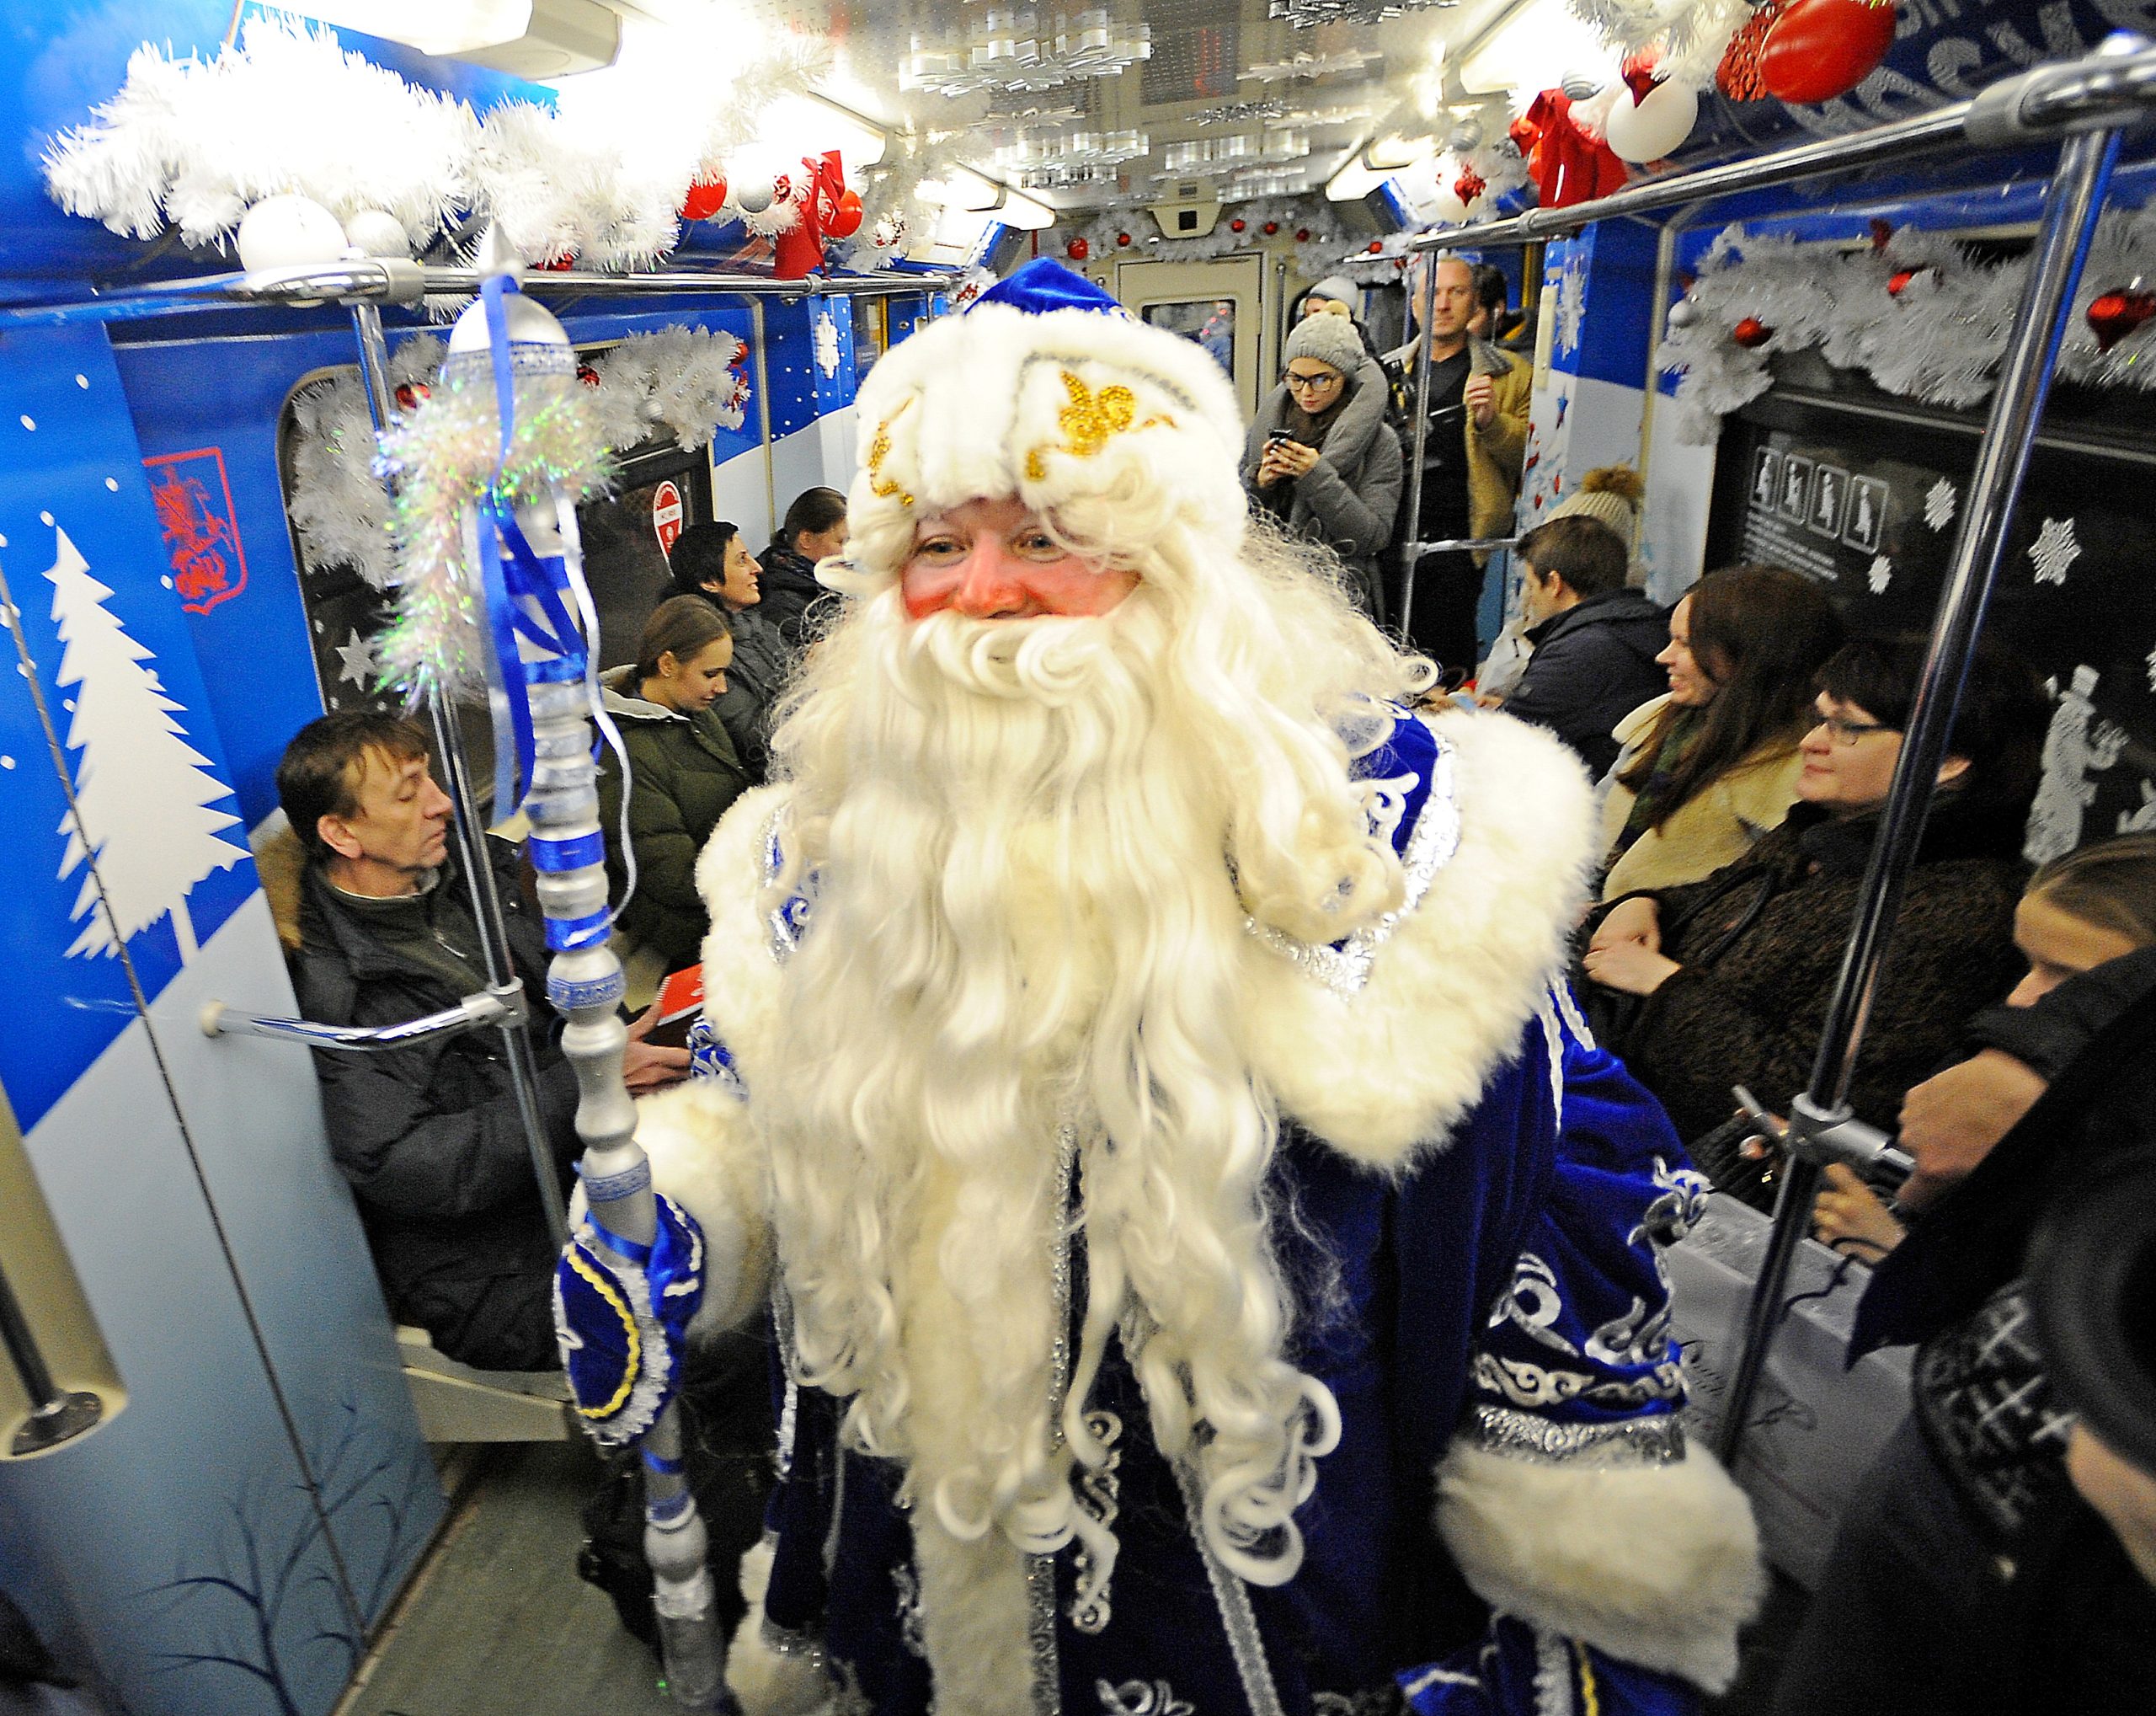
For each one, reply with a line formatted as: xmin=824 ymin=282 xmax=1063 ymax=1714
xmin=1097 ymin=1679 xmax=1196 ymax=1716
xmin=892 ymin=1558 xmax=926 ymax=1658
xmin=1068 ymin=1409 xmax=1124 ymax=1634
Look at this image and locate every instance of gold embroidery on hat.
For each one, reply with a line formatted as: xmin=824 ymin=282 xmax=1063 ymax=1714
xmin=867 ymin=398 xmax=915 ymax=507
xmin=1023 ymin=371 xmax=1175 ymax=482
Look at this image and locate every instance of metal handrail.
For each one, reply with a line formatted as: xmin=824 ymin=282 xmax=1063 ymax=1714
xmin=1392 ymin=37 xmax=2156 ymax=258
xmin=1711 ymin=69 xmax=2136 ymax=1462
xmin=0 ymin=260 xmax=959 ymax=329
xmin=199 ymin=984 xmax=520 ymax=1052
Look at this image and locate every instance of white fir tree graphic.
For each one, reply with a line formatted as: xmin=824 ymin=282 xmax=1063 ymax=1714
xmin=48 ymin=527 xmax=246 ymax=960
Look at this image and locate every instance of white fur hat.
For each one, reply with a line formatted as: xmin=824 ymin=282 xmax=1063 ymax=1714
xmin=842 ymin=259 xmax=1249 ymax=584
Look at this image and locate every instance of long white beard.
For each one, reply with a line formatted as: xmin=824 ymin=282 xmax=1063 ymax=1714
xmin=758 ymin=582 xmax=1373 ymax=1595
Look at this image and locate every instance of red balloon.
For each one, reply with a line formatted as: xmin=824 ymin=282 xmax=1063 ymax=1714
xmin=1760 ymin=0 xmax=1897 ymax=104
xmin=1066 ymin=236 xmax=1090 ymax=261
xmin=2088 ymin=287 xmax=2156 ymax=352
xmin=1230 ymin=217 xmax=1246 ymax=233
xmin=1732 ymin=316 xmax=1773 ymax=349
xmin=1117 ymin=232 xmax=1132 ymax=247
xmin=825 ymin=188 xmax=865 ymax=239
xmin=680 ymin=176 xmax=728 ymax=221
xmin=1262 ymin=221 xmax=1279 ymax=236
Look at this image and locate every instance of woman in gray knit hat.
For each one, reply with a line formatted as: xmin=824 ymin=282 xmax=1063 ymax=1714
xmin=1239 ymin=310 xmax=1403 ymax=618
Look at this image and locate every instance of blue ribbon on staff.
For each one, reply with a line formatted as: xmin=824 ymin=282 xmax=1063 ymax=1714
xmin=473 ymin=272 xmax=584 ymax=819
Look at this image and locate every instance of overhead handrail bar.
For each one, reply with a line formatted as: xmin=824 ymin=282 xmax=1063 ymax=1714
xmin=0 ymin=262 xmax=960 ymax=330
xmin=1712 ymin=45 xmax=2138 ymax=1463
xmin=1374 ymin=37 xmax=2156 ymax=258
xmin=199 ymin=983 xmax=521 ymax=1052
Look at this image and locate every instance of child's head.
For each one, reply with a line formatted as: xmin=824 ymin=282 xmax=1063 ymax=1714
xmin=2009 ymin=831 xmax=2156 ymax=1005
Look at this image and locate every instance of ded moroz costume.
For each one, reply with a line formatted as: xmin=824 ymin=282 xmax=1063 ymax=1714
xmin=626 ymin=261 xmax=1759 ymax=1716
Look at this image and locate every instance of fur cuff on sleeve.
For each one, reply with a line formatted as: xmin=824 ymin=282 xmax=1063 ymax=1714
xmin=1433 ymin=1438 xmax=1763 ymax=1694
xmin=727 ymin=1536 xmax=839 ymax=1716
xmin=632 ymin=1075 xmax=771 ymax=1339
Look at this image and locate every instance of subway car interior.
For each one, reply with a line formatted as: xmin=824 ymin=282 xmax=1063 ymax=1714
xmin=3 ymin=3 xmax=2156 ymax=1714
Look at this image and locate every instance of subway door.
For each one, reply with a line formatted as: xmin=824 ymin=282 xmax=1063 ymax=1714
xmin=0 ymin=325 xmax=440 ymax=1716
xmin=1113 ymin=256 xmax=1266 ymax=419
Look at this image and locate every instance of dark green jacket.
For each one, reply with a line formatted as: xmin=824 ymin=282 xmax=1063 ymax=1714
xmin=597 ymin=667 xmax=751 ymax=971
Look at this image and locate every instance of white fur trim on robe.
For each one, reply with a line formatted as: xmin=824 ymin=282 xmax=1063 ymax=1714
xmin=630 ymin=1061 xmax=770 ymax=1340
xmin=727 ymin=1535 xmax=838 ymax=1716
xmin=1433 ymin=1439 xmax=1764 ymax=1694
xmin=1241 ymin=708 xmax=1598 ymax=1170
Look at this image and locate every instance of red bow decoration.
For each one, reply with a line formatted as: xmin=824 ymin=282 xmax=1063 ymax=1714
xmin=772 ymin=151 xmax=848 ymax=281
xmin=1510 ymin=91 xmax=1629 ymax=210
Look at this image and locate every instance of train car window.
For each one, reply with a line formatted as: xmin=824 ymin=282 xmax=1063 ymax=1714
xmin=1142 ymin=298 xmax=1237 ymax=377
xmin=276 ymin=360 xmax=714 ymax=814
xmin=856 ymin=297 xmax=889 ymax=380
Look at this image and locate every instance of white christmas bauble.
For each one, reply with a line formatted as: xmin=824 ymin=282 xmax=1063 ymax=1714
xmin=1667 ymin=295 xmax=1699 ymax=330
xmin=1561 ymin=70 xmax=1606 ymax=101
xmin=1604 ymin=79 xmax=1699 ymax=164
xmin=732 ymin=174 xmax=776 ymax=215
xmin=237 ymin=195 xmax=349 ymax=270
xmin=343 ymin=210 xmax=411 ymax=258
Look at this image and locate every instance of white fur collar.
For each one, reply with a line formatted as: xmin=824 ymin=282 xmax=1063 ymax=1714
xmin=691 ymin=708 xmax=1595 ymax=1176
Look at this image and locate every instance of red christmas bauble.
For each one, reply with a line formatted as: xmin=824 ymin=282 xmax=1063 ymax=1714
xmin=1760 ymin=0 xmax=1897 ymax=104
xmin=1116 ymin=231 xmax=1132 ymax=247
xmin=1395 ymin=257 xmax=1408 ymax=270
xmin=680 ymin=176 xmax=728 ymax=222
xmin=1887 ymin=266 xmax=1926 ymax=297
xmin=575 ymin=363 xmax=600 ymax=388
xmin=1262 ymin=221 xmax=1279 ymax=235
xmin=1716 ymin=0 xmax=1785 ymax=100
xmin=1066 ymin=236 xmax=1091 ymax=261
xmin=1230 ymin=217 xmax=1246 ymax=233
xmin=825 ymin=189 xmax=865 ymax=239
xmin=2088 ymin=287 xmax=2156 ymax=352
xmin=1732 ymin=317 xmax=1773 ymax=349
xmin=1296 ymin=227 xmax=1310 ymax=241
xmin=392 ymin=380 xmax=430 ymax=411
xmin=537 ymin=254 xmax=575 ymax=271
xmin=1367 ymin=240 xmax=1384 ymax=254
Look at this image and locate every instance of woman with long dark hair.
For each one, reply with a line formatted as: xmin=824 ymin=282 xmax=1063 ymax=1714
xmin=1582 ymin=633 xmax=2047 ymax=1151
xmin=1599 ymin=564 xmax=1846 ymax=900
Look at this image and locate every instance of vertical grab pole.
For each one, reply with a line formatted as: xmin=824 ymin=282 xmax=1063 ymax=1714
xmin=349 ymin=304 xmax=567 ymax=1254
xmin=1711 ymin=111 xmax=2129 ymax=1467
xmin=1398 ymin=255 xmax=1440 ymax=645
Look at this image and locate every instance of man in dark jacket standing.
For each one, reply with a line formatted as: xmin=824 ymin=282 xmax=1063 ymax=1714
xmin=1489 ymin=513 xmax=1666 ymax=775
xmin=278 ymin=712 xmax=686 ymax=1371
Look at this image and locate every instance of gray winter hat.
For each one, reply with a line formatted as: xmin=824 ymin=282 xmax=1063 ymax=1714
xmin=1283 ymin=312 xmax=1365 ymax=377
xmin=1302 ymin=274 xmax=1360 ymax=311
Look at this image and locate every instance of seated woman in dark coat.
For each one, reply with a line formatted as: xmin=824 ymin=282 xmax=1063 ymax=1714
xmin=597 ymin=596 xmax=750 ymax=975
xmin=1580 ymin=633 xmax=2047 ymax=1149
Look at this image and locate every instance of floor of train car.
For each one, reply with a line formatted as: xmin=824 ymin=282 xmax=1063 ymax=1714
xmin=338 ymin=1443 xmax=1809 ymax=1715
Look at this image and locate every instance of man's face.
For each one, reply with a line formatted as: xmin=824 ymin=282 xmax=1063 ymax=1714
xmin=899 ymin=496 xmax=1138 ymax=621
xmin=1519 ymin=561 xmax=1561 ymax=624
xmin=1427 ymin=261 xmax=1476 ymax=343
xmin=323 ymin=747 xmax=452 ymax=891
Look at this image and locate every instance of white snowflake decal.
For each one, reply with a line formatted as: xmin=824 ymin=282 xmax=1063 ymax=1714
xmin=813 ymin=311 xmax=841 ymax=380
xmin=1556 ymin=246 xmax=1587 ymax=359
xmin=2028 ymin=516 xmax=2082 ymax=586
xmin=334 ymin=627 xmax=377 ymax=690
xmin=1924 ymin=478 xmax=1958 ymax=532
xmin=2147 ymin=646 xmax=2156 ymax=694
xmin=1867 ymin=555 xmax=1892 ymax=595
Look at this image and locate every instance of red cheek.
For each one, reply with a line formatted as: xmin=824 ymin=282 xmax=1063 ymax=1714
xmin=1022 ymin=564 xmax=1139 ymax=616
xmin=900 ymin=563 xmax=964 ymax=619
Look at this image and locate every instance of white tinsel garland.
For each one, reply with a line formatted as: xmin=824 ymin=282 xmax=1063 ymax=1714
xmin=45 ymin=15 xmax=473 ymax=249
xmin=1563 ymin=0 xmax=1752 ymax=90
xmin=45 ymin=13 xmax=833 ymax=273
xmin=1059 ymin=196 xmax=1350 ymax=265
xmin=288 ymin=326 xmax=747 ymax=589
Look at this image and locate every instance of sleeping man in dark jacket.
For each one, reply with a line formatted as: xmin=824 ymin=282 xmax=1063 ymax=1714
xmin=277 ymin=712 xmax=688 ymax=1371
xmin=1489 ymin=513 xmax=1667 ymax=776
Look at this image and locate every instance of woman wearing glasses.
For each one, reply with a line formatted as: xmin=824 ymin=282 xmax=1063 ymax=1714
xmin=1580 ymin=633 xmax=2047 ymax=1153
xmin=1240 ymin=310 xmax=1402 ymax=618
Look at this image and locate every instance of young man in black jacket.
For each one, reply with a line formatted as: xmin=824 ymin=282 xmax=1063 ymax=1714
xmin=1483 ymin=513 xmax=1665 ymax=776
xmin=277 ymin=712 xmax=686 ymax=1370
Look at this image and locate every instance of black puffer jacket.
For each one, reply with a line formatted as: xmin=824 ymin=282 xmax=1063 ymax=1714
xmin=1502 ymin=591 xmax=1668 ymax=775
xmin=759 ymin=538 xmax=835 ymax=652
xmin=290 ymin=842 xmax=579 ymax=1370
